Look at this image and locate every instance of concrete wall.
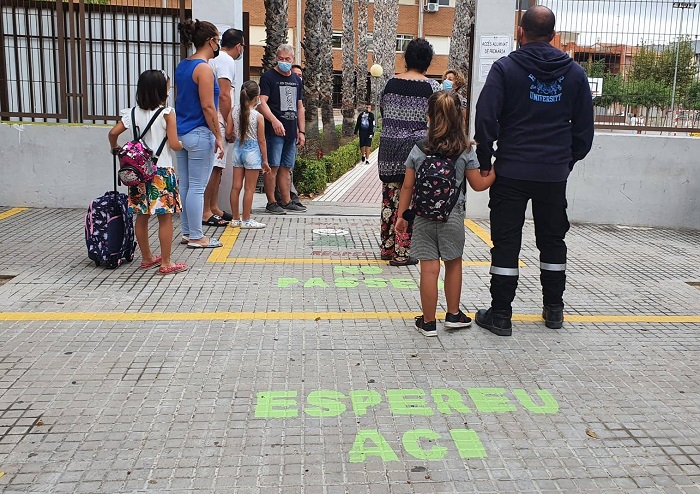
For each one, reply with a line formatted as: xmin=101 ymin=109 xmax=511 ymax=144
xmin=465 ymin=133 xmax=700 ymax=230
xmin=0 ymin=123 xmax=117 ymax=208
xmin=2 ymin=122 xmax=699 ymax=229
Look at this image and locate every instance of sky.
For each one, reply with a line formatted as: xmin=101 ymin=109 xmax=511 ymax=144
xmin=538 ymin=0 xmax=700 ymax=46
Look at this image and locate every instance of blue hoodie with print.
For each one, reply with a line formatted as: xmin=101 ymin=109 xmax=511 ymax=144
xmin=475 ymin=42 xmax=594 ymax=182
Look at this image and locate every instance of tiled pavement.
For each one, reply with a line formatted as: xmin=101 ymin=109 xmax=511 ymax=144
xmin=1 ymin=187 xmax=700 ymax=493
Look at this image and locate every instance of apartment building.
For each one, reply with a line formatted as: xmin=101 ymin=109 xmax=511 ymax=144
xmin=243 ymin=0 xmax=459 ymax=97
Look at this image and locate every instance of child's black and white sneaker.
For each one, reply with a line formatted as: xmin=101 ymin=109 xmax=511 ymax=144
xmin=444 ymin=310 xmax=472 ymax=329
xmin=414 ymin=315 xmax=437 ymax=337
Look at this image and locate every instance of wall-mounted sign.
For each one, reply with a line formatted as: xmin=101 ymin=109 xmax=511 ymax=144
xmin=479 ymin=35 xmax=512 ymax=60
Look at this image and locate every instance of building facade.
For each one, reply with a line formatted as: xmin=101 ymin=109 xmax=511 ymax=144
xmin=244 ymin=0 xmax=459 ymax=94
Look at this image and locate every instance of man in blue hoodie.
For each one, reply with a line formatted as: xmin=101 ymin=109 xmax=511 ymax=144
xmin=474 ymin=6 xmax=594 ymax=337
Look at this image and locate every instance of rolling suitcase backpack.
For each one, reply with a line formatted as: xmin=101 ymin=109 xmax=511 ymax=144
xmin=84 ymin=154 xmax=136 ymax=269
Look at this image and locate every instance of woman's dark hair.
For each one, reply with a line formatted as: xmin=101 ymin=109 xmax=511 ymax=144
xmin=404 ymin=38 xmax=433 ymax=73
xmin=424 ymin=91 xmax=472 ymax=157
xmin=136 ymin=69 xmax=168 ymax=110
xmin=178 ymin=19 xmax=218 ymax=49
xmin=239 ymin=80 xmax=260 ymax=144
xmin=221 ymin=28 xmax=244 ymax=49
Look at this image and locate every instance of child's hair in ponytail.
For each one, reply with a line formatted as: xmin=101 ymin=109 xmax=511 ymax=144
xmin=425 ymin=91 xmax=473 ymax=157
xmin=238 ymin=80 xmax=260 ymax=144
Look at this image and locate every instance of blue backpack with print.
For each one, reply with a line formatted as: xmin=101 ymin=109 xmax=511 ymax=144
xmin=412 ymin=141 xmax=461 ymax=222
xmin=84 ymin=155 xmax=136 ymax=269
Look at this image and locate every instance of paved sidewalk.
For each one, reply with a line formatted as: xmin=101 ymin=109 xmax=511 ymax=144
xmin=0 ymin=195 xmax=700 ymax=493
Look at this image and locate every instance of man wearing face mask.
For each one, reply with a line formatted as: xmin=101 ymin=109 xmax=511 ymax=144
xmin=202 ymin=28 xmax=245 ymax=227
xmin=474 ymin=6 xmax=594 ymax=336
xmin=273 ymin=64 xmax=305 ymax=208
xmin=258 ymin=44 xmax=306 ymax=214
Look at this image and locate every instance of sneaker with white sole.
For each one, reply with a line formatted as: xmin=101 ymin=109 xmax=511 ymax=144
xmin=230 ymin=219 xmax=241 ymax=228
xmin=241 ymin=219 xmax=266 ymax=229
xmin=444 ymin=310 xmax=473 ymax=330
xmin=414 ymin=315 xmax=437 ymax=337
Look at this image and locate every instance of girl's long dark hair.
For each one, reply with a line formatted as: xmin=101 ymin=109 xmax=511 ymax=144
xmin=424 ymin=91 xmax=471 ymax=157
xmin=239 ymin=80 xmax=260 ymax=144
xmin=136 ymin=70 xmax=168 ymax=110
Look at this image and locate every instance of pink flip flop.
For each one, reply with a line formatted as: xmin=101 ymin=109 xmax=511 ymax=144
xmin=158 ymin=262 xmax=188 ymax=275
xmin=140 ymin=255 xmax=162 ymax=269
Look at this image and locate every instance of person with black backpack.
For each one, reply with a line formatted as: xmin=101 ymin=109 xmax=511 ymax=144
xmin=395 ymin=92 xmax=495 ymax=337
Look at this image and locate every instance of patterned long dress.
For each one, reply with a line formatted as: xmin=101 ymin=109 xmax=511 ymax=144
xmin=377 ymin=77 xmax=440 ymax=261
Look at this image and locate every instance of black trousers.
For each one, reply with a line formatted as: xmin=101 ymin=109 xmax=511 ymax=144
xmin=488 ymin=176 xmax=570 ymax=311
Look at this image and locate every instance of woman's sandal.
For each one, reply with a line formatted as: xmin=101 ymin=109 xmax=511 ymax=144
xmin=140 ymin=255 xmax=162 ymax=269
xmin=180 ymin=236 xmax=190 ymax=245
xmin=158 ymin=263 xmax=188 ymax=275
xmin=202 ymin=215 xmax=229 ymax=227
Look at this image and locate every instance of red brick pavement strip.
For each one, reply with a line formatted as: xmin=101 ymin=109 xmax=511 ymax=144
xmin=335 ymin=163 xmax=382 ymax=204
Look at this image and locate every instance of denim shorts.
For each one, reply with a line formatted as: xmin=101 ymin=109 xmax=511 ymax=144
xmin=267 ymin=134 xmax=297 ymax=168
xmin=231 ymin=139 xmax=263 ymax=170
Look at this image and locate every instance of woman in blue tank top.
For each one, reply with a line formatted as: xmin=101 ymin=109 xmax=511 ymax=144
xmin=175 ymin=19 xmax=223 ymax=249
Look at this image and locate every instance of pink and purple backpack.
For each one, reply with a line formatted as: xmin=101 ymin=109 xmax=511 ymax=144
xmin=117 ymin=107 xmax=167 ymax=186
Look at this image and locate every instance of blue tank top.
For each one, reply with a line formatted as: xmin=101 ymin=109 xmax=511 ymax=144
xmin=175 ymin=58 xmax=220 ymax=135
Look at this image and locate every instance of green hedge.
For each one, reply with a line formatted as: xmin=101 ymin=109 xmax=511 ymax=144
xmin=295 ymin=129 xmax=381 ymax=196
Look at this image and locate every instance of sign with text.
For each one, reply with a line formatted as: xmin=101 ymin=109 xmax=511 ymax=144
xmin=255 ymin=387 xmax=560 ymax=463
xmin=479 ymin=35 xmax=512 ymax=60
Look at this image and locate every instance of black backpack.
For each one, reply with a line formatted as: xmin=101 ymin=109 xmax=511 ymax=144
xmin=412 ymin=142 xmax=462 ymax=222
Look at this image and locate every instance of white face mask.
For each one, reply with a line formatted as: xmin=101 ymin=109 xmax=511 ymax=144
xmin=166 ymin=90 xmax=171 ymax=100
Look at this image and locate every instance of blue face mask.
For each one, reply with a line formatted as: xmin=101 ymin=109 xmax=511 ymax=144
xmin=442 ymin=79 xmax=453 ymax=91
xmin=278 ymin=61 xmax=292 ymax=73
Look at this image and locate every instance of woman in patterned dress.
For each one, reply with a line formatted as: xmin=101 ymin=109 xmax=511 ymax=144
xmin=377 ymin=38 xmax=440 ymax=266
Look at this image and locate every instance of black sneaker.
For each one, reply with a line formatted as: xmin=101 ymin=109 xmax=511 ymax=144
xmin=444 ymin=310 xmax=472 ymax=330
xmin=265 ymin=203 xmax=287 ymax=215
xmin=542 ymin=304 xmax=564 ymax=329
xmin=475 ymin=308 xmax=513 ymax=337
xmin=414 ymin=316 xmax=437 ymax=337
xmin=361 ymin=156 xmax=366 ymax=162
xmin=281 ymin=202 xmax=306 ymax=212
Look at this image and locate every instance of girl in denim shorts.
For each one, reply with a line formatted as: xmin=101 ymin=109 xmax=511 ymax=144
xmin=230 ymin=81 xmax=271 ymax=229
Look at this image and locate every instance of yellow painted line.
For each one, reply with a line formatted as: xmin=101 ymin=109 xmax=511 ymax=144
xmin=465 ymin=219 xmax=493 ymax=248
xmin=209 ymin=257 xmax=491 ymax=266
xmin=464 ymin=219 xmax=526 ymax=267
xmin=1 ymin=311 xmax=700 ymax=323
xmin=0 ymin=207 xmax=28 ymax=221
xmin=206 ymin=225 xmax=240 ymax=263
xmin=0 ymin=311 xmax=412 ymax=322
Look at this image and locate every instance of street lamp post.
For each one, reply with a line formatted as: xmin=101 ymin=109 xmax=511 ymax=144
xmin=370 ymin=63 xmax=383 ymax=124
xmin=670 ymin=2 xmax=697 ymax=126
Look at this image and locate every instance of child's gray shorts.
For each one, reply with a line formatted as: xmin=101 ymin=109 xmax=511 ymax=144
xmin=410 ymin=203 xmax=466 ymax=261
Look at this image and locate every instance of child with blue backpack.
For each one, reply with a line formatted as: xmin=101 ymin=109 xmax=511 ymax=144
xmin=396 ymin=91 xmax=495 ymax=337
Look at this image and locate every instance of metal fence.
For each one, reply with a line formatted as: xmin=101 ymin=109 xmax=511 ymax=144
xmin=535 ymin=0 xmax=700 ymax=132
xmin=0 ymin=0 xmax=189 ymax=123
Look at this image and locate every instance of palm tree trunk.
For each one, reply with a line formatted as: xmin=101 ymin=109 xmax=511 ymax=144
xmin=448 ymin=0 xmax=475 ymax=87
xmin=356 ymin=0 xmax=369 ymax=109
xmin=302 ymin=1 xmax=320 ymax=139
xmin=372 ymin=0 xmax=398 ymax=89
xmin=341 ymin=0 xmax=356 ymax=136
xmin=263 ymin=0 xmax=289 ymax=72
xmin=371 ymin=0 xmax=398 ymax=126
xmin=318 ymin=0 xmax=339 ymax=151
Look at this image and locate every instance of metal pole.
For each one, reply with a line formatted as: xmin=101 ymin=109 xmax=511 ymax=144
xmin=670 ymin=14 xmax=682 ymax=123
xmin=418 ymin=0 xmax=424 ymax=39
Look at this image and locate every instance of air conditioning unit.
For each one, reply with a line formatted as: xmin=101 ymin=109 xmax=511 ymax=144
xmin=426 ymin=2 xmax=439 ymax=12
